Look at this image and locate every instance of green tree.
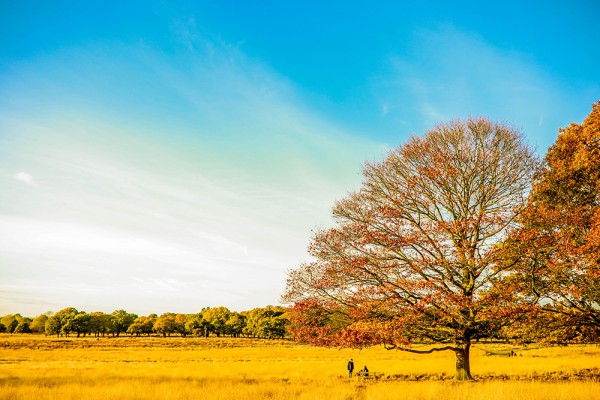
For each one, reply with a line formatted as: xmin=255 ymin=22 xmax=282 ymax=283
xmin=1 ymin=315 xmax=19 ymax=333
xmin=45 ymin=315 xmax=61 ymax=337
xmin=243 ymin=307 xmax=288 ymax=339
xmin=14 ymin=320 xmax=32 ymax=333
xmin=54 ymin=308 xmax=79 ymax=337
xmin=127 ymin=316 xmax=155 ymax=336
xmin=144 ymin=315 xmax=157 ymax=335
xmin=174 ymin=314 xmax=189 ymax=337
xmin=127 ymin=321 xmax=145 ymax=336
xmin=110 ymin=310 xmax=137 ymax=337
xmin=72 ymin=312 xmax=91 ymax=337
xmin=243 ymin=308 xmax=262 ymax=338
xmin=30 ymin=313 xmax=50 ymax=334
xmin=153 ymin=313 xmax=176 ymax=337
xmin=185 ymin=313 xmax=211 ymax=337
xmin=225 ymin=312 xmax=246 ymax=338
xmin=89 ymin=312 xmax=111 ymax=337
xmin=202 ymin=307 xmax=231 ymax=337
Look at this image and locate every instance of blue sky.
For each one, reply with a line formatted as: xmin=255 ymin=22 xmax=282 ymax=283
xmin=1 ymin=1 xmax=599 ymax=316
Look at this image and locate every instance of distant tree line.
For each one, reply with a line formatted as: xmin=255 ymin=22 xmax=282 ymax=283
xmin=0 ymin=306 xmax=290 ymax=339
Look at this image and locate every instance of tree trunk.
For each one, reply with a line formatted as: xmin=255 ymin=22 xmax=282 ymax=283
xmin=454 ymin=342 xmax=473 ymax=381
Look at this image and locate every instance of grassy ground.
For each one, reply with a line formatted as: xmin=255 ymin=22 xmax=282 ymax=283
xmin=1 ymin=334 xmax=599 ymax=399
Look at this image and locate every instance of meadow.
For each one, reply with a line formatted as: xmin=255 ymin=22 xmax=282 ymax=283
xmin=1 ymin=334 xmax=599 ymax=400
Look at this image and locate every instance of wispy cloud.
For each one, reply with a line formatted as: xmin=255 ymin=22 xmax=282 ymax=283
xmin=376 ymin=25 xmax=593 ymax=151
xmin=381 ymin=103 xmax=391 ymax=116
xmin=14 ymin=171 xmax=34 ymax=185
xmin=0 ymin=34 xmax=385 ymax=315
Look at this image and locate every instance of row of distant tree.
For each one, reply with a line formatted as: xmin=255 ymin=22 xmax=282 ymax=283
xmin=0 ymin=306 xmax=290 ymax=339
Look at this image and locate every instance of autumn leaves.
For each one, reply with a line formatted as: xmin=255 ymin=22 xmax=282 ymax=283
xmin=284 ymin=103 xmax=600 ymax=380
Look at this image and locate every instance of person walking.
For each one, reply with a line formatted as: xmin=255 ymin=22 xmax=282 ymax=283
xmin=347 ymin=358 xmax=354 ymax=378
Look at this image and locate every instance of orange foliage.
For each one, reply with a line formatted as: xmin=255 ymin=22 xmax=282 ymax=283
xmin=507 ymin=101 xmax=600 ymax=341
xmin=284 ymin=118 xmax=539 ymax=380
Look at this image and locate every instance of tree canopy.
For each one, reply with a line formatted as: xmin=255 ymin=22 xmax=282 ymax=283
xmin=284 ymin=117 xmax=539 ymax=380
xmin=506 ymin=101 xmax=600 ymax=342
xmin=2 ymin=306 xmax=291 ymax=340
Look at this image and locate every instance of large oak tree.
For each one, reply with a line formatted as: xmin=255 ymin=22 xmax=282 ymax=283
xmin=283 ymin=117 xmax=539 ymax=380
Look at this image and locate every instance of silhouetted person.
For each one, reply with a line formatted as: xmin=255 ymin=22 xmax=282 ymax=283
xmin=358 ymin=365 xmax=369 ymax=377
xmin=347 ymin=359 xmax=354 ymax=378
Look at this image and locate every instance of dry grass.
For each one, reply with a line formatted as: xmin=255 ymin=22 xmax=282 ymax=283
xmin=1 ymin=335 xmax=599 ymax=399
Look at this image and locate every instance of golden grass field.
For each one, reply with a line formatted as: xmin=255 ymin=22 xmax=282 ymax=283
xmin=1 ymin=334 xmax=599 ymax=399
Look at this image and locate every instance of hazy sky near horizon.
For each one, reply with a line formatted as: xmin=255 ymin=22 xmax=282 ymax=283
xmin=1 ymin=1 xmax=599 ymax=316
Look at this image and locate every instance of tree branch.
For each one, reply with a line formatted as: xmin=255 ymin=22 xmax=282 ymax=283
xmin=384 ymin=344 xmax=459 ymax=353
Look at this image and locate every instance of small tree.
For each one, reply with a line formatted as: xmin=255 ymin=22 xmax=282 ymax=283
xmin=110 ymin=310 xmax=137 ymax=337
xmin=14 ymin=320 xmax=32 ymax=334
xmin=30 ymin=314 xmax=50 ymax=334
xmin=243 ymin=306 xmax=288 ymax=339
xmin=185 ymin=313 xmax=211 ymax=337
xmin=54 ymin=307 xmax=78 ymax=337
xmin=174 ymin=314 xmax=189 ymax=337
xmin=202 ymin=307 xmax=231 ymax=337
xmin=1 ymin=315 xmax=19 ymax=333
xmin=127 ymin=316 xmax=155 ymax=337
xmin=45 ymin=315 xmax=61 ymax=337
xmin=225 ymin=312 xmax=246 ymax=338
xmin=89 ymin=312 xmax=111 ymax=337
xmin=153 ymin=313 xmax=176 ymax=337
xmin=127 ymin=322 xmax=144 ymax=336
xmin=284 ymin=118 xmax=539 ymax=380
xmin=72 ymin=312 xmax=91 ymax=337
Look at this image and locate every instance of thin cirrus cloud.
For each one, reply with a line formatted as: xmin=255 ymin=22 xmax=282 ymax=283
xmin=0 ymin=35 xmax=385 ymax=315
xmin=2 ymin=19 xmax=594 ymax=316
xmin=374 ymin=26 xmax=596 ymax=151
